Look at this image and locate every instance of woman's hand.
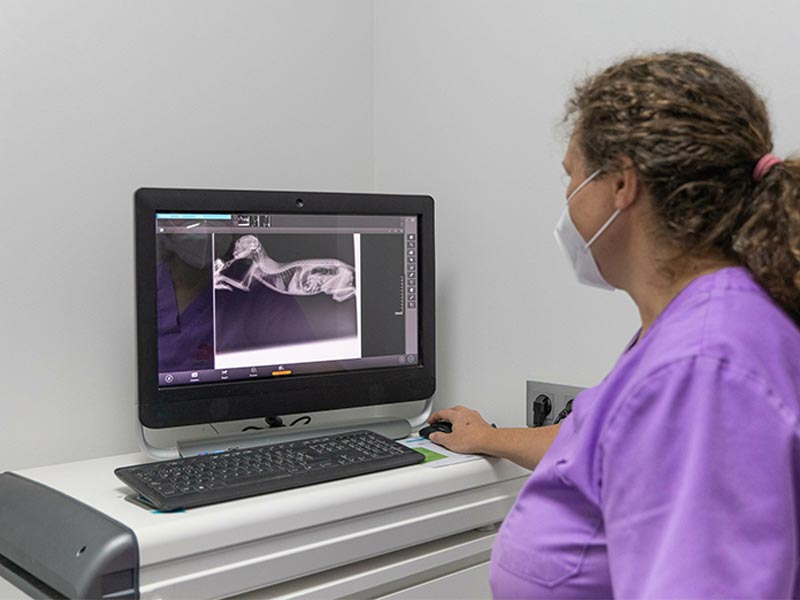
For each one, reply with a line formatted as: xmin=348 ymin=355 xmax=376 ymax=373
xmin=425 ymin=406 xmax=562 ymax=470
xmin=426 ymin=405 xmax=497 ymax=454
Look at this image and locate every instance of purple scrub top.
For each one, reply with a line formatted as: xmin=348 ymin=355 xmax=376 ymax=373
xmin=490 ymin=267 xmax=800 ymax=598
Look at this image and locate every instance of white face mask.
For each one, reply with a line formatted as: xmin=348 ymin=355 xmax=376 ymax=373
xmin=553 ymin=169 xmax=621 ymax=290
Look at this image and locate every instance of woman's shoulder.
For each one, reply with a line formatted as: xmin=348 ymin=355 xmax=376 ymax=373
xmin=649 ymin=267 xmax=798 ymax=374
xmin=606 ymin=267 xmax=800 ymax=425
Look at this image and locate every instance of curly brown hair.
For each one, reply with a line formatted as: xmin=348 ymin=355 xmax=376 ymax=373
xmin=565 ymin=51 xmax=800 ymax=324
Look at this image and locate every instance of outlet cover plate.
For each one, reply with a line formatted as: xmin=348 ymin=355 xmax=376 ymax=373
xmin=526 ymin=380 xmax=585 ymax=427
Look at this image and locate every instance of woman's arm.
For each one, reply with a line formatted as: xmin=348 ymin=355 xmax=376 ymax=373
xmin=426 ymin=406 xmax=560 ymax=470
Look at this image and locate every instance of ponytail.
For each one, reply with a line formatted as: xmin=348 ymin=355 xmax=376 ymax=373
xmin=734 ymin=159 xmax=800 ymax=325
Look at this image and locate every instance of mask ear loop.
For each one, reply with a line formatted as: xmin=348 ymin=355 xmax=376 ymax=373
xmin=566 ymin=168 xmax=603 ymax=204
xmin=583 ymin=162 xmax=639 ymax=250
xmin=584 ymin=208 xmax=621 ymax=250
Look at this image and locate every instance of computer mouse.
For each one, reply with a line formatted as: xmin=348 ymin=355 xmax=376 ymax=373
xmin=419 ymin=421 xmax=453 ymax=439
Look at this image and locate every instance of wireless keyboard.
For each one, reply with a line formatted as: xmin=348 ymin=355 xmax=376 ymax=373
xmin=115 ymin=429 xmax=425 ymax=510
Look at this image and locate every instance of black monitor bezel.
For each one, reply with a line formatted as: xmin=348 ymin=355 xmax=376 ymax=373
xmin=135 ymin=188 xmax=435 ymax=429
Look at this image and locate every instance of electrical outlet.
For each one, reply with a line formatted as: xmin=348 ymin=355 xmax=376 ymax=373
xmin=526 ymin=380 xmax=585 ymax=427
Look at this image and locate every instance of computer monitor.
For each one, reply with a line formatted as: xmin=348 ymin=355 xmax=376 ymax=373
xmin=135 ymin=188 xmax=435 ymax=430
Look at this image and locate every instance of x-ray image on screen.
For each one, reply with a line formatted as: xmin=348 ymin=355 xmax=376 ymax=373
xmin=213 ymin=233 xmax=360 ymax=368
xmin=214 ymin=234 xmax=355 ymax=301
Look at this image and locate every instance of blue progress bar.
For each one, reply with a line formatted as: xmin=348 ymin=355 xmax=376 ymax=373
xmin=157 ymin=213 xmax=232 ymax=220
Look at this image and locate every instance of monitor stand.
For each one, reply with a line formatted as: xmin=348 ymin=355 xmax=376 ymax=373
xmin=137 ymin=397 xmax=434 ymax=459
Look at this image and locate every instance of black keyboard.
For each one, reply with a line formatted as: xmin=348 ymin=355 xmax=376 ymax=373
xmin=115 ymin=430 xmax=425 ymax=510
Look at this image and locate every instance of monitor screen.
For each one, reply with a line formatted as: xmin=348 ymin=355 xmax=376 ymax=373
xmin=135 ymin=189 xmax=435 ymax=429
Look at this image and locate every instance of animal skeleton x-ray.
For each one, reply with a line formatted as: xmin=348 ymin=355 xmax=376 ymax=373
xmin=214 ymin=235 xmax=356 ymax=302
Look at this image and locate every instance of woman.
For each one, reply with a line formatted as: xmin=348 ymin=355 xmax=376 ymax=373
xmin=428 ymin=52 xmax=800 ymax=598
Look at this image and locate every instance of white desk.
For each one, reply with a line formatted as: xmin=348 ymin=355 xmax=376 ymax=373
xmin=0 ymin=450 xmax=529 ymax=599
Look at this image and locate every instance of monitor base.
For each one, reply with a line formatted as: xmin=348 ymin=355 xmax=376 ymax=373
xmin=137 ymin=397 xmax=434 ymax=460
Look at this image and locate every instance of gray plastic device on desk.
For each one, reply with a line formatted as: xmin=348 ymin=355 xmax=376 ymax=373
xmin=0 ymin=473 xmax=138 ymax=599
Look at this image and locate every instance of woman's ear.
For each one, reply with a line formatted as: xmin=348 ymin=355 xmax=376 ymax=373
xmin=612 ymin=156 xmax=640 ymax=210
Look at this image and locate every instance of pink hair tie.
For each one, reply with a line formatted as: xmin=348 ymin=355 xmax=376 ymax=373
xmin=753 ymin=153 xmax=782 ymax=182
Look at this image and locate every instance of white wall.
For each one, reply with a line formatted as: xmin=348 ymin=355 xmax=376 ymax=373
xmin=373 ymin=0 xmax=800 ymax=426
xmin=5 ymin=1 xmax=800 ymax=471
xmin=0 ymin=0 xmax=374 ymax=472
